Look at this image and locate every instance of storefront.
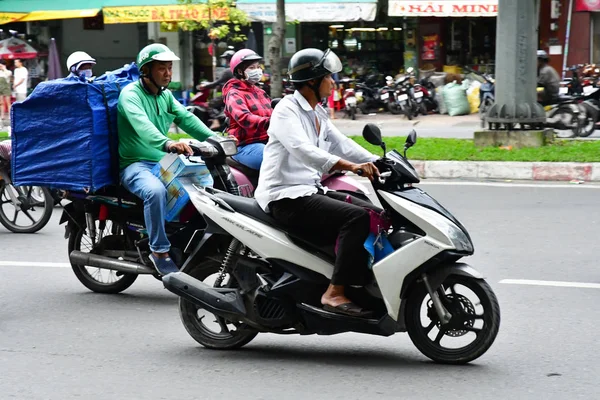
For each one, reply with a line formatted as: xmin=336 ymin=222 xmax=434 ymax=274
xmin=236 ymin=0 xmax=382 ymax=77
xmin=387 ymin=0 xmax=497 ymax=74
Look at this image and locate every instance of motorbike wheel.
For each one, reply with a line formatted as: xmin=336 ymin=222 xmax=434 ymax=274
xmin=403 ymin=104 xmax=413 ymax=120
xmin=405 ymin=274 xmax=500 ymax=364
xmin=350 ymin=107 xmax=356 ymax=120
xmin=479 ymin=99 xmax=493 ymax=128
xmin=179 ymin=244 xmax=259 ymax=350
xmin=68 ymin=219 xmax=138 ymax=294
xmin=578 ymin=109 xmax=597 ymax=138
xmin=549 ymin=107 xmax=579 ymax=138
xmin=0 ymin=184 xmax=53 ymax=233
xmin=388 ymin=102 xmax=402 ymax=115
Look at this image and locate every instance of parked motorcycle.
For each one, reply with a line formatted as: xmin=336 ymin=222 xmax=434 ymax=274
xmin=186 ymin=88 xmax=227 ymax=132
xmin=162 ymin=124 xmax=500 ymax=364
xmin=0 ymin=141 xmax=54 ymax=233
xmin=339 ymin=77 xmax=358 ymax=120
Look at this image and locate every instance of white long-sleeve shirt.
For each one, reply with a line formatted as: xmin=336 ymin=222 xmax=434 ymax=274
xmin=255 ymin=90 xmax=377 ymax=212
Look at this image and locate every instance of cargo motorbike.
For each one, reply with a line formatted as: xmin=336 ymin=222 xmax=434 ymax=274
xmin=162 ymin=124 xmax=500 ymax=364
xmin=61 ymin=136 xmax=241 ymax=293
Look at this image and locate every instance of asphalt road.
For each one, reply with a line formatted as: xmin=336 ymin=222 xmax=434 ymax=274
xmin=1 ymin=181 xmax=599 ymax=399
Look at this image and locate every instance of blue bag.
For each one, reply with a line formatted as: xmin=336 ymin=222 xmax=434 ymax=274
xmin=11 ymin=63 xmax=139 ymax=192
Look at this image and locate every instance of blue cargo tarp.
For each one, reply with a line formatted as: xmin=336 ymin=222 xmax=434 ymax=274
xmin=11 ymin=63 xmax=139 ymax=192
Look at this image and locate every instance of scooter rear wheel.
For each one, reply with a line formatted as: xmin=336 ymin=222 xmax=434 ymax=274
xmin=178 ymin=245 xmax=258 ymax=350
xmin=68 ymin=219 xmax=138 ymax=294
xmin=405 ymin=274 xmax=500 ymax=364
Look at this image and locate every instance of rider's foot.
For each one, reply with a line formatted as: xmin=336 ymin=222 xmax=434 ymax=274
xmin=150 ymin=252 xmax=179 ymax=276
xmin=321 ymin=284 xmax=373 ymax=318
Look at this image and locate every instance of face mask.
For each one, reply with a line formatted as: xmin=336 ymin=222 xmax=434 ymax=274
xmin=245 ymin=68 xmax=263 ymax=84
xmin=79 ymin=69 xmax=93 ymax=79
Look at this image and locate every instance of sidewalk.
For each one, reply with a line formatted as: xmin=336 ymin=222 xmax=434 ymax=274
xmin=410 ymin=160 xmax=600 ymax=182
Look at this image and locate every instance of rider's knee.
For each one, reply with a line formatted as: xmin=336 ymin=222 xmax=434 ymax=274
xmin=142 ymin=180 xmax=167 ymax=201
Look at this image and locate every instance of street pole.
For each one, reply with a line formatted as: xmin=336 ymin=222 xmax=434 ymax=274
xmin=485 ymin=0 xmax=545 ymax=131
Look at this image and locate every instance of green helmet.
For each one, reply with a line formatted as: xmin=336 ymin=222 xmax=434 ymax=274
xmin=136 ymin=43 xmax=180 ymax=70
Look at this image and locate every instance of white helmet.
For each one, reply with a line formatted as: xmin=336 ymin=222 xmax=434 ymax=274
xmin=66 ymin=51 xmax=96 ymax=72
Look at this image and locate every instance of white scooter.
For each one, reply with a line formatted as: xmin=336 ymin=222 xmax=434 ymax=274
xmin=163 ymin=125 xmax=500 ymax=364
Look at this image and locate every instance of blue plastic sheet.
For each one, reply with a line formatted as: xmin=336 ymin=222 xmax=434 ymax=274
xmin=11 ymin=63 xmax=139 ymax=192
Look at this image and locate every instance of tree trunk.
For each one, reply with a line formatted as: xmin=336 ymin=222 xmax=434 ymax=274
xmin=268 ymin=0 xmax=285 ymax=97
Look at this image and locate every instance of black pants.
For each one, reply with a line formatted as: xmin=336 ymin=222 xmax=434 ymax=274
xmin=270 ymin=191 xmax=381 ymax=286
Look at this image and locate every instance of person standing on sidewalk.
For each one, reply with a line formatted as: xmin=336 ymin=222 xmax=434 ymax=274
xmin=0 ymin=61 xmax=12 ymax=123
xmin=12 ymin=59 xmax=28 ymax=102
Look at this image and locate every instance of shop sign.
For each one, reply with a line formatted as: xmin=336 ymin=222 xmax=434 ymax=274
xmin=237 ymin=2 xmax=377 ymax=22
xmin=103 ymin=5 xmax=229 ymax=24
xmin=389 ymin=1 xmax=497 ymax=17
xmin=422 ymin=34 xmax=440 ymax=60
xmin=576 ymin=0 xmax=600 ymax=12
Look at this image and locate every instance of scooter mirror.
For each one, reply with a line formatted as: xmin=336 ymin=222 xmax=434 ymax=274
xmin=405 ymin=130 xmax=418 ymax=148
xmin=363 ymin=123 xmax=383 ymax=146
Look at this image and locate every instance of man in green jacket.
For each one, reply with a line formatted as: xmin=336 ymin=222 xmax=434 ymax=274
xmin=118 ymin=43 xmax=217 ymax=276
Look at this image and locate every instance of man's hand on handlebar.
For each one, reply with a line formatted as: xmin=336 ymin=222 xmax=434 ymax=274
xmin=352 ymin=162 xmax=379 ymax=181
xmin=168 ymin=142 xmax=194 ymax=156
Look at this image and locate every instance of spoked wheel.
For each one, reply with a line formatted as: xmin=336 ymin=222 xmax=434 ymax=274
xmin=68 ymin=218 xmax=138 ymax=293
xmin=0 ymin=184 xmax=53 ymax=233
xmin=405 ymin=275 xmax=500 ymax=364
xmin=179 ymin=249 xmax=258 ymax=350
xmin=479 ymin=99 xmax=493 ymax=128
xmin=578 ymin=112 xmax=597 ymax=137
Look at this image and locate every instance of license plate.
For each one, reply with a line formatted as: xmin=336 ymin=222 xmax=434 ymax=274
xmin=584 ymin=86 xmax=597 ymax=94
xmin=398 ymin=94 xmax=408 ymax=101
xmin=380 ymin=92 xmax=389 ymax=100
xmin=346 ymin=97 xmax=357 ymax=105
xmin=559 ymin=87 xmax=568 ymax=94
xmin=414 ymin=91 xmax=424 ymax=98
xmin=356 ymin=91 xmax=363 ymax=97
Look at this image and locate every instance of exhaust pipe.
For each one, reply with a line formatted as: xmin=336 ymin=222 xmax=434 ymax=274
xmin=69 ymin=250 xmax=155 ymax=275
xmin=162 ymin=272 xmax=246 ymax=317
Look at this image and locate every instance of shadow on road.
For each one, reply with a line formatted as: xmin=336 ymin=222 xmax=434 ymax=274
xmin=173 ymin=342 xmax=487 ymax=371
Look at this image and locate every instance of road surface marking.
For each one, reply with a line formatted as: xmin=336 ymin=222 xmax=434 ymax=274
xmin=500 ymin=279 xmax=600 ymax=289
xmin=0 ymin=261 xmax=70 ymax=268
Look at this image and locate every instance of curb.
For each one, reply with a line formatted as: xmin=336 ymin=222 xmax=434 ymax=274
xmin=411 ymin=161 xmax=600 ymax=182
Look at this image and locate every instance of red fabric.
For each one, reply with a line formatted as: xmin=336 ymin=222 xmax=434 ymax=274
xmin=223 ymin=79 xmax=272 ymax=146
xmin=576 ymin=0 xmax=600 ymax=12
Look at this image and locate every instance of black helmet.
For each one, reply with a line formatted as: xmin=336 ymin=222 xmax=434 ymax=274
xmin=220 ymin=49 xmax=235 ymax=60
xmin=288 ymin=48 xmax=342 ymax=82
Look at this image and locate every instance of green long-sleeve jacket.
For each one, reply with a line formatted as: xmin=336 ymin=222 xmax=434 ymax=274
xmin=117 ymin=80 xmax=215 ymax=169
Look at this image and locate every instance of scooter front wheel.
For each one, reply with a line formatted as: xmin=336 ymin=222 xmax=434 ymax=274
xmin=405 ymin=274 xmax=500 ymax=364
xmin=179 ymin=242 xmax=258 ymax=350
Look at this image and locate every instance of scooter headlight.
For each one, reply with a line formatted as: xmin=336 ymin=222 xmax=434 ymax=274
xmin=220 ymin=139 xmax=238 ymax=156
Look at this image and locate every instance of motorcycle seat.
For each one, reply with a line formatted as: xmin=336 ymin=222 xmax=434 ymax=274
xmin=87 ymin=185 xmax=143 ymax=207
xmin=226 ymin=157 xmax=259 ymax=189
xmin=214 ymin=192 xmax=336 ymax=262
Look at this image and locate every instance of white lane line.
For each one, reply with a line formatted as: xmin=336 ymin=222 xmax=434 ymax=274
xmin=0 ymin=261 xmax=70 ymax=268
xmin=500 ymin=279 xmax=600 ymax=289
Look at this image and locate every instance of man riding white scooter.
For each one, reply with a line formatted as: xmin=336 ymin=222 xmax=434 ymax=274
xmin=255 ymin=48 xmax=381 ymax=317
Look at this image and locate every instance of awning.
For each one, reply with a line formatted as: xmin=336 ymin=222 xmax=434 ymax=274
xmin=236 ymin=0 xmax=377 ymax=22
xmin=18 ymin=10 xmax=101 ymax=22
xmin=576 ymin=0 xmax=600 ymax=12
xmin=0 ymin=13 xmax=28 ymax=24
xmin=103 ymin=4 xmax=228 ymax=24
xmin=0 ymin=37 xmax=38 ymax=59
xmin=388 ymin=1 xmax=497 ymax=17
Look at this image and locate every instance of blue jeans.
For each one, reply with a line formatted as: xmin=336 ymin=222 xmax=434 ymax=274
xmin=232 ymin=143 xmax=265 ymax=170
xmin=120 ymin=161 xmax=170 ymax=254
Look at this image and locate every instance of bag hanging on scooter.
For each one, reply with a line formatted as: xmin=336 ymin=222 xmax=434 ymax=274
xmin=334 ymin=195 xmax=394 ymax=267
